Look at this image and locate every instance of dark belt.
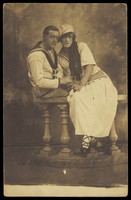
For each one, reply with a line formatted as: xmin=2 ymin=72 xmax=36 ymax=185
xmin=88 ymin=70 xmax=107 ymax=82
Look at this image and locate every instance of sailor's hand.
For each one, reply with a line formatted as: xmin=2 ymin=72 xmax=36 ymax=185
xmin=60 ymin=77 xmax=73 ymax=85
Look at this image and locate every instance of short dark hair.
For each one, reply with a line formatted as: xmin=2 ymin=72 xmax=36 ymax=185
xmin=43 ymin=25 xmax=59 ymax=35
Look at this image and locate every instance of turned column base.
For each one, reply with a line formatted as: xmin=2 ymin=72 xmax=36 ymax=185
xmin=58 ymin=147 xmax=73 ymax=158
xmin=57 ymin=103 xmax=73 ymax=158
xmin=108 ymin=120 xmax=122 ymax=156
xmin=39 ymin=144 xmax=60 ymax=158
xmin=106 ymin=145 xmax=121 ymax=156
xmin=39 ymin=145 xmax=52 ymax=157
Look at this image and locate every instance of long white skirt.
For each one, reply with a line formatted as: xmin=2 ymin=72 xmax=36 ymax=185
xmin=67 ymin=77 xmax=118 ymax=137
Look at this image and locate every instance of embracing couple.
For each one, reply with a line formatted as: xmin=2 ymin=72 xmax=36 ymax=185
xmin=26 ymin=24 xmax=118 ymax=154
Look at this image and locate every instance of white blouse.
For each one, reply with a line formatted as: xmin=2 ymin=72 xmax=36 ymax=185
xmin=58 ymin=42 xmax=101 ymax=77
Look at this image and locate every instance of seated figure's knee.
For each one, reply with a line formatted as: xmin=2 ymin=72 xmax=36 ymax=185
xmin=73 ymin=91 xmax=82 ymax=101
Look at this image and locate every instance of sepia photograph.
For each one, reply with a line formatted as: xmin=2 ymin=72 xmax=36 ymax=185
xmin=3 ymin=3 xmax=128 ymax=197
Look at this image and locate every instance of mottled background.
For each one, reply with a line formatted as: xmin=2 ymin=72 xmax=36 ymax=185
xmin=3 ymin=3 xmax=127 ymax=147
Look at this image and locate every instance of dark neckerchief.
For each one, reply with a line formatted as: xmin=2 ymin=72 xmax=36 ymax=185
xmin=28 ymin=41 xmax=58 ymax=70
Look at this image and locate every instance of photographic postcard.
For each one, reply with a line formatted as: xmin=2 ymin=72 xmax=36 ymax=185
xmin=3 ymin=3 xmax=128 ymax=197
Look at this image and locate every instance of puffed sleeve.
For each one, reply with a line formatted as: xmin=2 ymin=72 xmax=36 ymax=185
xmin=78 ymin=42 xmax=96 ymax=67
xmin=27 ymin=52 xmax=59 ymax=89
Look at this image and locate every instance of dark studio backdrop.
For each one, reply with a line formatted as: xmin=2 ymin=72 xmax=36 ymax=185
xmin=3 ymin=3 xmax=127 ymax=149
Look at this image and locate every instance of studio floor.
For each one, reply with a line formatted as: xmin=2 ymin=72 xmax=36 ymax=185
xmin=4 ymin=142 xmax=128 ymax=189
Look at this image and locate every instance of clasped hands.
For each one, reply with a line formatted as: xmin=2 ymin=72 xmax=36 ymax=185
xmin=60 ymin=77 xmax=83 ymax=92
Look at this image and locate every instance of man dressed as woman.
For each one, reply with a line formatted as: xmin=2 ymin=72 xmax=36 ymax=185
xmin=58 ymin=24 xmax=118 ymax=154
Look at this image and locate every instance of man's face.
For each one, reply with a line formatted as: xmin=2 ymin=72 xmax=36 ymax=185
xmin=44 ymin=30 xmax=59 ymax=49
